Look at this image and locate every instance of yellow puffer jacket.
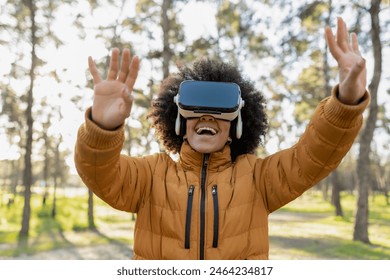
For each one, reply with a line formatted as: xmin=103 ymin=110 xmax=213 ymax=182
xmin=74 ymin=88 xmax=369 ymax=259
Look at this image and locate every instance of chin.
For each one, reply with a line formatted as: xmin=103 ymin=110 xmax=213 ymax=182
xmin=194 ymin=148 xmax=213 ymax=154
xmin=191 ymin=144 xmax=224 ymax=154
xmin=187 ymin=135 xmax=227 ymax=154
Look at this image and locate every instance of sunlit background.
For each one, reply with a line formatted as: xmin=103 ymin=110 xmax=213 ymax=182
xmin=1 ymin=0 xmax=389 ymax=173
xmin=0 ymin=0 xmax=389 ymax=260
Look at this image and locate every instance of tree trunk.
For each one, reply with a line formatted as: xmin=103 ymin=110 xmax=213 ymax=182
xmin=320 ymin=0 xmax=334 ymax=206
xmin=42 ymin=134 xmax=49 ymax=206
xmin=88 ymin=189 xmax=96 ymax=230
xmin=323 ymin=0 xmax=333 ymax=99
xmin=353 ymin=0 xmax=382 ymax=243
xmin=321 ymin=177 xmax=330 ymax=201
xmin=331 ymin=171 xmax=344 ymax=217
xmin=51 ymin=175 xmax=58 ymax=218
xmin=9 ymin=159 xmax=19 ymax=207
xmin=19 ymin=0 xmax=37 ymax=241
xmin=51 ymin=138 xmax=63 ymax=218
xmin=161 ymin=0 xmax=173 ymax=79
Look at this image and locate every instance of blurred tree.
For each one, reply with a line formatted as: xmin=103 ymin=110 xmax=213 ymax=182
xmin=371 ymin=149 xmax=389 ymax=205
xmin=18 ymin=0 xmax=38 ymax=242
xmin=266 ymin=0 xmax=387 ymax=242
xmin=132 ymin=0 xmax=187 ymax=79
xmin=261 ymin=0 xmax=389 ymax=224
xmin=354 ymin=0 xmax=384 ymax=244
xmin=264 ymin=0 xmax=348 ymax=215
xmin=71 ymin=90 xmax=97 ymax=229
xmin=330 ymin=170 xmax=343 ymax=216
xmin=82 ymin=0 xmax=191 ymax=155
xmin=128 ymin=0 xmax=185 ymax=153
xmin=73 ymin=0 xmax=129 ymax=230
xmin=0 ymin=69 xmax=24 ymax=204
xmin=0 ymin=0 xmax=72 ymax=241
xmin=49 ymin=99 xmax=69 ymax=218
xmin=72 ymin=0 xmax=157 ymax=227
xmin=51 ymin=135 xmax=68 ymax=219
xmin=268 ymin=0 xmax=342 ymax=128
xmin=214 ymin=0 xmax=269 ymax=65
xmin=40 ymin=107 xmax=52 ymax=206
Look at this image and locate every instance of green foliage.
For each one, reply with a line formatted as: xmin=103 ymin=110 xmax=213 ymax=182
xmin=214 ymin=0 xmax=269 ymax=63
xmin=299 ymin=1 xmax=328 ymax=32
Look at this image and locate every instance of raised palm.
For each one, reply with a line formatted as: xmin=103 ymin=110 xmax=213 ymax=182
xmin=325 ymin=17 xmax=367 ymax=105
xmin=89 ymin=48 xmax=140 ymax=130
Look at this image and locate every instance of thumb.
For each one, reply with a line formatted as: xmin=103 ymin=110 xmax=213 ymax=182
xmin=119 ymin=86 xmax=134 ymax=118
xmin=346 ymin=58 xmax=366 ymax=82
xmin=121 ymin=86 xmax=134 ymax=104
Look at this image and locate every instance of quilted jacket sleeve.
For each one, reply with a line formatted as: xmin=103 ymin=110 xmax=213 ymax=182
xmin=74 ymin=108 xmax=155 ymax=213
xmin=256 ymin=86 xmax=370 ymax=213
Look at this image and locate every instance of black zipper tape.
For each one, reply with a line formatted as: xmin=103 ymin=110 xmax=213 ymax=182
xmin=212 ymin=185 xmax=219 ymax=248
xmin=185 ymin=185 xmax=194 ymax=249
xmin=199 ymin=154 xmax=209 ymax=260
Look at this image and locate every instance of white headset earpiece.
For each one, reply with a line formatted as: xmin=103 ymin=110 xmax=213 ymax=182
xmin=174 ymin=95 xmax=181 ymax=136
xmin=236 ymin=110 xmax=242 ymax=139
xmin=236 ymin=99 xmax=245 ymax=139
xmin=175 ymin=112 xmax=181 ymax=136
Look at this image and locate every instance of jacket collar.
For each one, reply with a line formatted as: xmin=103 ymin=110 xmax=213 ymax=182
xmin=179 ymin=141 xmax=232 ymax=173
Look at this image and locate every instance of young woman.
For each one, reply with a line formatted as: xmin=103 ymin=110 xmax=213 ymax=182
xmin=75 ymin=18 xmax=369 ymax=259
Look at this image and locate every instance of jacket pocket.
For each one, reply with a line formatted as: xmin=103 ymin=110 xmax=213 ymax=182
xmin=185 ymin=185 xmax=195 ymax=249
xmin=212 ymin=185 xmax=219 ymax=248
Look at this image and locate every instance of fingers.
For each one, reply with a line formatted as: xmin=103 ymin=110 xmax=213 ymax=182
xmin=89 ymin=48 xmax=140 ymax=89
xmin=326 ymin=18 xmax=363 ymax=60
xmin=325 ymin=26 xmax=342 ymax=60
xmin=125 ymin=55 xmax=140 ymax=90
xmin=88 ymin=56 xmax=102 ymax=84
xmin=336 ymin=17 xmax=350 ymax=52
xmin=107 ymin=48 xmax=120 ymax=80
xmin=118 ymin=48 xmax=130 ymax=82
xmin=351 ymin=33 xmax=362 ymax=56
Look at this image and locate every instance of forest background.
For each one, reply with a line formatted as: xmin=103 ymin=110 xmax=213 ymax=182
xmin=0 ymin=0 xmax=389 ymax=259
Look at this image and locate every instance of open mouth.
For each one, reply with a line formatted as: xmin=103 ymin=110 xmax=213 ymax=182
xmin=196 ymin=127 xmax=217 ymax=136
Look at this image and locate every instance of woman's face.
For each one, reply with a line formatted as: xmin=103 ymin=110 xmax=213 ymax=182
xmin=185 ymin=115 xmax=231 ymax=154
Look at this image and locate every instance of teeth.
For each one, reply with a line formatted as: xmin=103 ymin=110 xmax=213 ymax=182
xmin=196 ymin=127 xmax=217 ymax=135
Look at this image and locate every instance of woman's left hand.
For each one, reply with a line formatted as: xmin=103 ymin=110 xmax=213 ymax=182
xmin=325 ymin=17 xmax=367 ymax=105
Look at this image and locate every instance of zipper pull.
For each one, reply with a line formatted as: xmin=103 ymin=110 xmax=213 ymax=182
xmin=203 ymin=154 xmax=209 ymax=167
xmin=212 ymin=185 xmax=217 ymax=196
xmin=188 ymin=185 xmax=194 ymax=195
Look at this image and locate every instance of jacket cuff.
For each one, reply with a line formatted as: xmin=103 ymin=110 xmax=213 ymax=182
xmin=323 ymin=85 xmax=370 ymax=128
xmin=77 ymin=107 xmax=125 ymax=149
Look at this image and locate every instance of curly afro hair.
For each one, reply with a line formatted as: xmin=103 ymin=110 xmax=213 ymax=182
xmin=148 ymin=58 xmax=268 ymax=161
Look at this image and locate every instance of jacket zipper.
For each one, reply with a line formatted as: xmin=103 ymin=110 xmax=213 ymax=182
xmin=199 ymin=154 xmax=209 ymax=260
xmin=185 ymin=185 xmax=194 ymax=249
xmin=212 ymin=185 xmax=219 ymax=248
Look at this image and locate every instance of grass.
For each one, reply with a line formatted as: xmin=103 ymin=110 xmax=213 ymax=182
xmin=1 ymin=188 xmax=389 ymax=259
xmin=269 ymin=191 xmax=390 ymax=259
xmin=0 ymin=189 xmax=134 ymax=258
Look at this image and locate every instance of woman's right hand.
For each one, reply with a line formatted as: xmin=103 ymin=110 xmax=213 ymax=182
xmin=88 ymin=48 xmax=140 ymax=130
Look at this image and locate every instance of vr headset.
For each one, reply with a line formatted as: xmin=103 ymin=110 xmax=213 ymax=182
xmin=174 ymin=80 xmax=245 ymax=139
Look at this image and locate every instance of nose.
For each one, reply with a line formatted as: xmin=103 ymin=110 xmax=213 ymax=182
xmin=199 ymin=115 xmax=216 ymax=121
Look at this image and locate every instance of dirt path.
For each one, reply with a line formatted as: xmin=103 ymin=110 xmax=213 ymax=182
xmin=3 ymin=211 xmax=328 ymax=260
xmin=9 ymin=243 xmax=133 ymax=260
